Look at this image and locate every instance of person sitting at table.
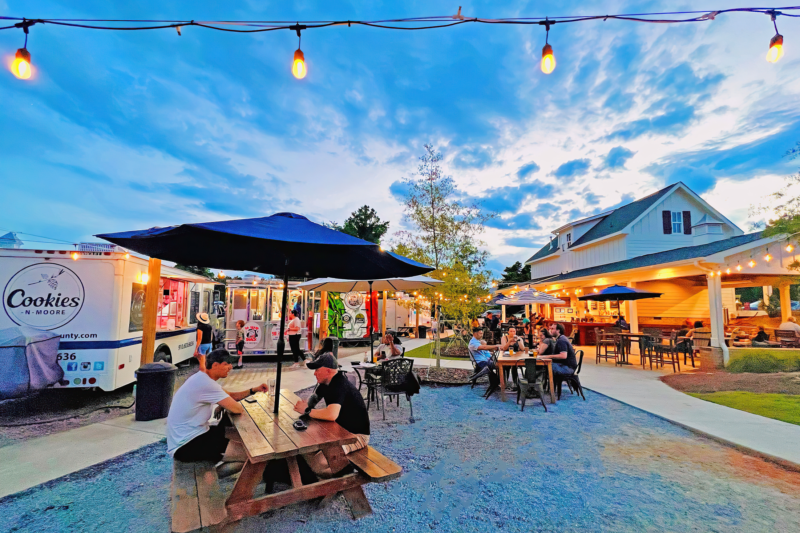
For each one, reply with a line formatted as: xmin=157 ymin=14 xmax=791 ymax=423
xmin=468 ymin=327 xmax=502 ymax=381
xmin=507 ymin=315 xmax=519 ymax=328
xmin=540 ymin=323 xmax=578 ymax=376
xmin=686 ymin=320 xmax=704 ymax=338
xmin=537 ymin=327 xmax=555 ymax=356
xmin=779 ymin=316 xmax=800 ymax=337
xmin=614 ymin=315 xmax=630 ymax=330
xmin=501 ymin=327 xmax=526 ymax=352
xmin=293 ymin=353 xmax=370 ymax=478
xmin=750 ymin=325 xmax=770 ymax=343
xmin=167 ymin=349 xmax=268 ymax=473
xmin=374 ymin=332 xmax=403 ymax=361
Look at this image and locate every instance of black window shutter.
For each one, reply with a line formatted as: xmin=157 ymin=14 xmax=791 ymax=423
xmin=683 ymin=211 xmax=692 ymax=235
xmin=662 ymin=211 xmax=672 ymax=234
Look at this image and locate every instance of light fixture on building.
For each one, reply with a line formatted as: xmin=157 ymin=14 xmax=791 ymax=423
xmin=748 ymin=259 xmax=756 ymax=268
xmin=218 ymin=271 xmax=225 ymax=278
xmin=726 ymin=268 xmax=731 ymax=274
xmin=787 ymin=243 xmax=795 ymax=253
xmin=141 ymin=273 xmax=149 ymax=284
xmin=71 ymin=252 xmax=79 ymax=260
xmin=124 ymin=253 xmax=130 ymax=260
xmin=708 ymin=271 xmax=714 ymax=277
xmin=736 ymin=262 xmax=742 ymax=272
xmin=717 ymin=269 xmax=722 ymax=276
xmin=764 ymin=250 xmax=772 ymax=262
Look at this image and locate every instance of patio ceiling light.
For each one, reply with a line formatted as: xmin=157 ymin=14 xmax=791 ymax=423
xmin=764 ymin=250 xmax=772 ymax=262
xmin=9 ymin=20 xmax=37 ymax=80
xmin=736 ymin=262 xmax=742 ymax=271
xmin=748 ymin=260 xmax=756 ymax=268
xmin=726 ymin=268 xmax=731 ymax=274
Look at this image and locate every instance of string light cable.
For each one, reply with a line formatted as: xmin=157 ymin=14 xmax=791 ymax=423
xmin=2 ymin=7 xmax=798 ymax=79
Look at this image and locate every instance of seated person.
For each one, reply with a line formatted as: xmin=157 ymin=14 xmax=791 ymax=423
xmin=501 ymin=327 xmax=526 ymax=353
xmin=614 ymin=315 xmax=630 ymax=330
xmin=507 ymin=316 xmax=519 ymax=328
xmin=686 ymin=320 xmax=704 ymax=338
xmin=293 ymin=354 xmax=370 ymax=477
xmin=167 ymin=349 xmax=268 ymax=469
xmin=521 ymin=319 xmax=533 ymax=343
xmin=779 ymin=316 xmax=800 ymax=337
xmin=539 ymin=323 xmax=578 ymax=376
xmin=468 ymin=327 xmax=502 ymax=379
xmin=536 ymin=327 xmax=555 ymax=356
xmin=751 ymin=326 xmax=770 ymax=343
xmin=373 ymin=333 xmax=403 ymax=361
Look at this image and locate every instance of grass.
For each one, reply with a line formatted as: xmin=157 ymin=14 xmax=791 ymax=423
xmin=403 ymin=343 xmax=466 ymax=361
xmin=727 ymin=348 xmax=800 ymax=373
xmin=689 ymin=391 xmax=800 ymax=426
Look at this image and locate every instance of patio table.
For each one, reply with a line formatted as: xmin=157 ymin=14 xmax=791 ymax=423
xmin=614 ymin=332 xmax=651 ymax=365
xmin=349 ymin=362 xmax=376 ymax=392
xmin=224 ymin=389 xmax=370 ymax=522
xmin=495 ymin=352 xmax=555 ymax=404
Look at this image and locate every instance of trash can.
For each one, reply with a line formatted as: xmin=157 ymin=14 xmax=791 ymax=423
xmin=134 ymin=361 xmax=177 ymax=421
xmin=417 ymin=325 xmax=428 ymax=339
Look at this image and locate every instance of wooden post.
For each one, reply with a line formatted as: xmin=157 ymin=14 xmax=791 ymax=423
xmin=501 ymin=305 xmax=506 ymax=322
xmin=320 ymin=291 xmax=329 ymax=341
xmin=415 ymin=304 xmax=420 ymax=338
xmin=381 ymin=291 xmax=387 ymax=337
xmin=780 ymin=283 xmax=791 ymax=322
xmin=140 ymin=258 xmax=161 ymax=366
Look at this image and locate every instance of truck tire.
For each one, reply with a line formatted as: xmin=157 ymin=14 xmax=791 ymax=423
xmin=153 ymin=345 xmax=172 ymax=364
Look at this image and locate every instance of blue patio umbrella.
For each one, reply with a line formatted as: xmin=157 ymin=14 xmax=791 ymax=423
xmin=98 ymin=212 xmax=432 ymax=412
xmin=578 ymin=285 xmax=662 ymax=319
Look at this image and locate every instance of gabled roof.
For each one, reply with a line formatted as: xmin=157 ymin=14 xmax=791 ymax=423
xmin=570 ymin=183 xmax=677 ymax=248
xmin=526 ymin=231 xmax=766 ymax=285
xmin=526 ymin=237 xmax=559 ymax=262
xmin=692 ymin=213 xmax=723 ymax=227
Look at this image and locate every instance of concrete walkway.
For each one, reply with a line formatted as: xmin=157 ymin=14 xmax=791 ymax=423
xmin=3 ymin=339 xmax=800 ymax=498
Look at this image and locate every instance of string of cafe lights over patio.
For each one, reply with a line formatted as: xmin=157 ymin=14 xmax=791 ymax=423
xmin=2 ymin=5 xmax=799 ymax=80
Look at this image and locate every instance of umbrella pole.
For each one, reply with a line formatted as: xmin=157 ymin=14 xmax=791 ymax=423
xmin=273 ymin=267 xmax=290 ymax=414
xmin=369 ymin=281 xmax=375 ymax=364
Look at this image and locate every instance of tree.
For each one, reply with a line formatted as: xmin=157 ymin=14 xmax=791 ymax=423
xmin=174 ymin=264 xmax=215 ymax=279
xmin=325 ymin=205 xmax=390 ymax=244
xmin=756 ymin=141 xmax=800 ymax=260
xmin=392 ymin=144 xmax=496 ymax=366
xmin=500 ymin=261 xmax=531 ymax=285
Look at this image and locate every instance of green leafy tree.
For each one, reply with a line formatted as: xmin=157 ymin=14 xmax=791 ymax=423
xmin=325 ymin=205 xmax=390 ymax=244
xmin=392 ymin=144 xmax=496 ymax=366
xmin=500 ymin=261 xmax=531 ymax=285
xmin=174 ymin=264 xmax=215 ymax=279
xmin=755 ymin=142 xmax=800 ymax=270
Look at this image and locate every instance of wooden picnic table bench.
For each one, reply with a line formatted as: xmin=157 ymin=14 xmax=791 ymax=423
xmin=171 ymin=388 xmax=402 ymax=530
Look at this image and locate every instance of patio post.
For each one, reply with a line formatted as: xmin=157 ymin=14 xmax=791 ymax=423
xmin=706 ymin=270 xmax=729 ymax=366
xmin=501 ymin=305 xmax=506 ymax=322
xmin=140 ymin=258 xmax=161 ymax=366
xmin=381 ymin=290 xmax=387 ymax=337
xmin=626 ymin=281 xmax=639 ymax=334
xmin=320 ymin=291 xmax=328 ymax=341
xmin=779 ymin=283 xmax=791 ymax=322
xmin=369 ymin=281 xmax=375 ymax=364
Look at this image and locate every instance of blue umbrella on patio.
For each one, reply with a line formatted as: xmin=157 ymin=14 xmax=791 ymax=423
xmin=98 ymin=212 xmax=432 ymax=412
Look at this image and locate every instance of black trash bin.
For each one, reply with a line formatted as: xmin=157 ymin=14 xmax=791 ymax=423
xmin=328 ymin=336 xmax=340 ymax=359
xmin=417 ymin=325 xmax=428 ymax=339
xmin=135 ymin=361 xmax=177 ymax=421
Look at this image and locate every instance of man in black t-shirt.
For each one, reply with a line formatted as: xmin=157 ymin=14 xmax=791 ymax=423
xmin=539 ymin=323 xmax=577 ymax=376
xmin=293 ymin=353 xmax=370 ymax=477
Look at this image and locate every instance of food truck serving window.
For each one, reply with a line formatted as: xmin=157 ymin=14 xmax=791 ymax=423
xmin=158 ymin=279 xmax=187 ymax=330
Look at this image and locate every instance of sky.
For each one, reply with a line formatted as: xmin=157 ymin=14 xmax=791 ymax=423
xmin=1 ymin=0 xmax=799 ymax=276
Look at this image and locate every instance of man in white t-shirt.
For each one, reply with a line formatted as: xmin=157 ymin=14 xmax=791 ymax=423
xmin=167 ymin=349 xmax=268 ymax=464
xmin=287 ymin=310 xmax=305 ymax=367
xmin=779 ymin=316 xmax=800 ymax=337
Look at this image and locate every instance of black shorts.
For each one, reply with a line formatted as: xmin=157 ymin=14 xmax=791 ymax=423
xmin=174 ymin=418 xmax=230 ymax=463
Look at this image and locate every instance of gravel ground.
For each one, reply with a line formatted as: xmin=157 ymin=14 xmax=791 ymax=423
xmin=2 ymin=385 xmax=800 ymax=532
xmin=661 ymin=371 xmax=800 ymax=395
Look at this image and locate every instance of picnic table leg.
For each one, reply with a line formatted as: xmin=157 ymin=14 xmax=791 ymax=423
xmin=286 ymin=456 xmax=303 ymax=489
xmin=341 ymin=486 xmax=373 ymax=519
xmin=498 ymin=362 xmax=507 ymax=401
xmin=547 ymin=364 xmax=556 ymax=404
xmin=227 ymin=459 xmax=266 ymax=504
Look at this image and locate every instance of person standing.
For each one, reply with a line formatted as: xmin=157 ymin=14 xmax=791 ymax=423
xmin=288 ymin=309 xmax=304 ymax=367
xmin=235 ymin=320 xmax=245 ymax=369
xmin=194 ymin=313 xmax=214 ymax=374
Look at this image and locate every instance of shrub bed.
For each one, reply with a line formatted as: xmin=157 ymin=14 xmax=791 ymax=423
xmin=727 ymin=348 xmax=800 ymax=373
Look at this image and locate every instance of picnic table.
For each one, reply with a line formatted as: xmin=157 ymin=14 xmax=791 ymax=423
xmin=495 ymin=352 xmax=556 ymax=404
xmin=224 ymin=389 xmax=387 ymax=522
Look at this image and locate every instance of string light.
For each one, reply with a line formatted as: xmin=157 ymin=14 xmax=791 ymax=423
xmin=726 ymin=267 xmax=731 ymax=274
xmin=71 ymin=252 xmax=79 ymax=260
xmin=787 ymin=243 xmax=795 ymax=253
xmin=736 ymin=262 xmax=742 ymax=272
xmin=766 ymin=11 xmax=784 ymax=63
xmin=540 ymin=19 xmax=556 ymax=74
xmin=124 ymin=253 xmax=130 ymax=259
xmin=717 ymin=269 xmax=722 ymax=276
xmin=9 ymin=19 xmax=37 ymax=80
xmin=748 ymin=259 xmax=756 ymax=268
xmin=218 ymin=271 xmax=225 ymax=278
xmin=291 ymin=24 xmax=307 ymax=79
xmin=593 ymin=288 xmax=599 ymax=293
xmin=764 ymin=251 xmax=772 ymax=262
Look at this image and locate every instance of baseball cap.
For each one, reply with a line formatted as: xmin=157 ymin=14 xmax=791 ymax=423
xmin=206 ymin=348 xmax=237 ymax=366
xmin=306 ymin=353 xmax=338 ymax=370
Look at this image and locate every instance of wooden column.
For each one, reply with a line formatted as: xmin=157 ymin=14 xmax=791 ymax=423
xmin=627 ymin=281 xmax=639 ymax=334
xmin=779 ymin=283 xmax=792 ymax=322
xmin=501 ymin=305 xmax=506 ymax=322
xmin=140 ymin=258 xmax=161 ymax=366
xmin=320 ymin=291 xmax=329 ymax=341
xmin=415 ymin=305 xmax=420 ymax=338
xmin=381 ymin=291 xmax=388 ymax=337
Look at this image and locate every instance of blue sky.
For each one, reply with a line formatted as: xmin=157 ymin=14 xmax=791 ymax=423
xmin=1 ymin=1 xmax=799 ymax=275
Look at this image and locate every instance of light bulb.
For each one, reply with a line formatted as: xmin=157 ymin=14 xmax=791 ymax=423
xmin=292 ymin=49 xmax=306 ymax=79
xmin=736 ymin=264 xmax=742 ymax=272
xmin=787 ymin=244 xmax=795 ymax=253
xmin=748 ymin=260 xmax=756 ymax=268
xmin=141 ymin=273 xmax=149 ymax=284
xmin=541 ymin=44 xmax=556 ymax=74
xmin=766 ymin=34 xmax=784 ymax=63
xmin=593 ymin=288 xmax=598 ymax=293
xmin=71 ymin=252 xmax=79 ymax=260
xmin=717 ymin=269 xmax=722 ymax=276
xmin=709 ymin=271 xmax=715 ymax=277
xmin=124 ymin=253 xmax=130 ymax=260
xmin=11 ymin=48 xmax=32 ymax=79
xmin=726 ymin=268 xmax=731 ymax=274
xmin=764 ymin=253 xmax=772 ymax=262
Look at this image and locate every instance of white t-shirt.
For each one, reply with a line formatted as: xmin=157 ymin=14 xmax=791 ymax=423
xmin=288 ymin=317 xmax=301 ymax=334
xmin=779 ymin=321 xmax=800 ymax=335
xmin=166 ymin=372 xmax=230 ymax=455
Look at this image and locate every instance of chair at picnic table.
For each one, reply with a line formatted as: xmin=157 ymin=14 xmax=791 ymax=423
xmin=376 ymin=358 xmax=415 ymax=422
xmin=515 ymin=357 xmax=548 ymax=412
xmin=553 ymin=349 xmax=586 ymax=401
xmin=691 ymin=328 xmax=712 ymax=365
xmin=652 ymin=335 xmax=681 ymax=373
xmin=640 ymin=328 xmax=663 ymax=369
xmin=776 ymin=329 xmax=800 ymax=348
xmin=594 ymin=327 xmax=618 ymax=364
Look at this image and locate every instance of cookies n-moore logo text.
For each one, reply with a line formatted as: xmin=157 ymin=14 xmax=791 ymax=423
xmin=3 ymin=263 xmax=86 ymax=329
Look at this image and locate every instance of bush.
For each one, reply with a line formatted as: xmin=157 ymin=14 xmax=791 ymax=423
xmin=727 ymin=349 xmax=800 ymax=373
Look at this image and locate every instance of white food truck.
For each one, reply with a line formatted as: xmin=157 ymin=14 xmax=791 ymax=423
xmin=0 ymin=245 xmax=218 ymax=391
xmin=223 ymin=277 xmax=309 ymax=356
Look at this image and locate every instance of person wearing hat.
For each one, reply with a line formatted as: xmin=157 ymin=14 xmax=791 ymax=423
xmin=521 ymin=318 xmax=533 ymax=348
xmin=293 ymin=353 xmax=370 ymax=477
xmin=194 ymin=312 xmax=214 ymax=374
xmin=167 ymin=349 xmax=269 ymax=468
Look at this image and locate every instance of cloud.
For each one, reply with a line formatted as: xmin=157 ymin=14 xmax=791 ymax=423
xmin=505 ymin=236 xmax=540 ymax=248
xmin=605 ymin=103 xmax=696 ymax=141
xmin=389 ymin=180 xmax=413 ymax=202
xmin=452 ymin=145 xmax=497 ymax=170
xmin=516 ymin=162 xmax=540 ymax=179
xmin=551 ymin=159 xmax=591 ymax=181
xmin=484 ymin=213 xmax=542 ymax=231
xmin=603 ymin=146 xmax=635 ymax=170
xmin=476 ymin=179 xmax=555 ymax=215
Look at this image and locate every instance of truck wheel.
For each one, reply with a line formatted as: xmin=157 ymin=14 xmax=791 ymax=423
xmin=154 ymin=346 xmax=172 ymax=363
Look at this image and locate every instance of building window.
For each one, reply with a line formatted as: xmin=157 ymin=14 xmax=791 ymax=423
xmin=671 ymin=211 xmax=682 ymax=234
xmin=566 ymin=233 xmax=572 ymax=246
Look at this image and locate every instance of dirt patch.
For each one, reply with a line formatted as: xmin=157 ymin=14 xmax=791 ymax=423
xmin=439 ymin=346 xmax=470 ymax=358
xmin=417 ymin=367 xmax=478 ymax=385
xmin=661 ymin=370 xmax=800 ymax=395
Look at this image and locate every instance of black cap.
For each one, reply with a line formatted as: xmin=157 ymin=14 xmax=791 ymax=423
xmin=206 ymin=348 xmax=237 ymax=367
xmin=306 ymin=353 xmax=338 ymax=370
